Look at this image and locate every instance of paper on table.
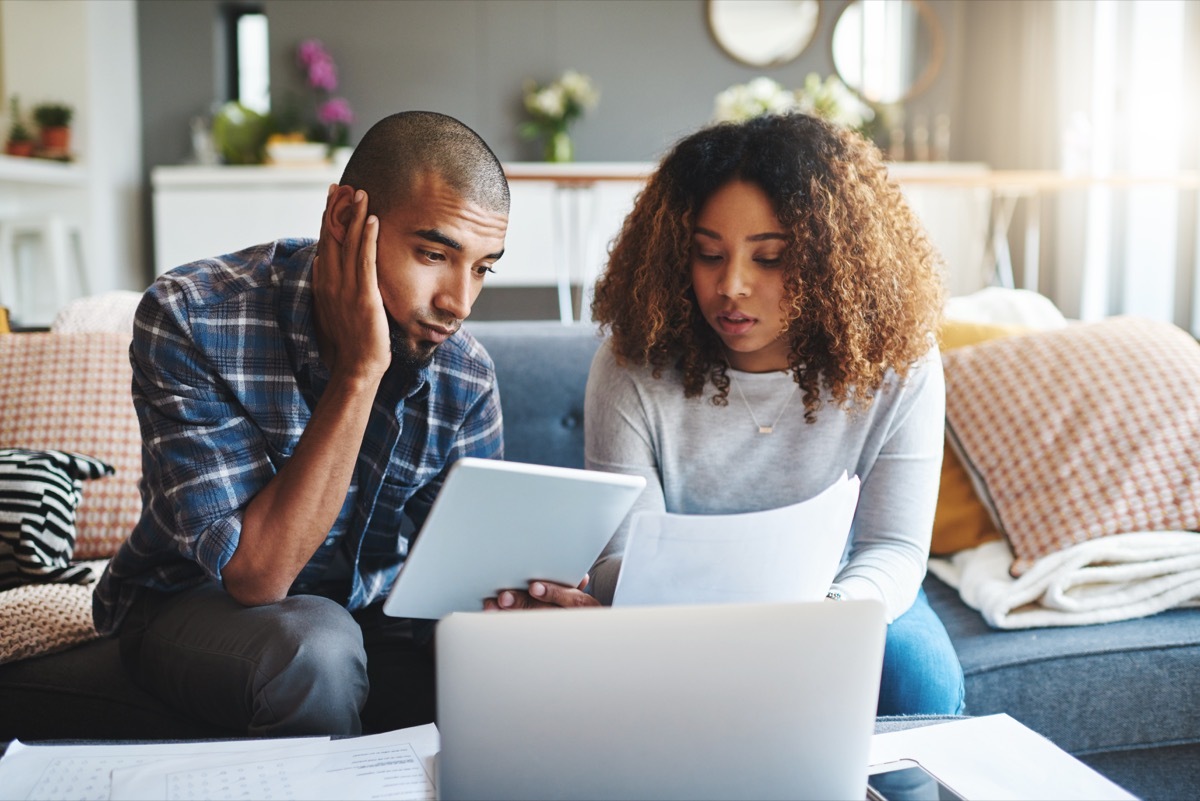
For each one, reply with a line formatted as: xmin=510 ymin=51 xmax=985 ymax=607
xmin=612 ymin=472 xmax=860 ymax=606
xmin=0 ymin=736 xmax=329 ymax=801
xmin=869 ymin=714 xmax=1136 ymax=800
xmin=107 ymin=724 xmax=439 ymax=801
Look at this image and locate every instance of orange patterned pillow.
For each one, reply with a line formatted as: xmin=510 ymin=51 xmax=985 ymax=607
xmin=943 ymin=317 xmax=1200 ymax=575
xmin=0 ymin=333 xmax=142 ymax=559
xmin=931 ymin=320 xmax=1029 ymax=555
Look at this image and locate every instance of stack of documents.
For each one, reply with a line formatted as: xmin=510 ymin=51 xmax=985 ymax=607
xmin=614 ymin=472 xmax=860 ymax=606
xmin=0 ymin=723 xmax=438 ymax=801
xmin=0 ymin=712 xmax=1137 ymax=799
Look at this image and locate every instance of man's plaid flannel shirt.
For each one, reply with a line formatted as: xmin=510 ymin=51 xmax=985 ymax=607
xmin=93 ymin=239 xmax=503 ymax=634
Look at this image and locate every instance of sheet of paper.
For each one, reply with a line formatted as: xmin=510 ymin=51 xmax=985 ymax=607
xmin=613 ymin=472 xmax=860 ymax=606
xmin=107 ymin=724 xmax=438 ymax=801
xmin=0 ymin=736 xmax=328 ymax=801
xmin=869 ymin=714 xmax=1136 ymax=800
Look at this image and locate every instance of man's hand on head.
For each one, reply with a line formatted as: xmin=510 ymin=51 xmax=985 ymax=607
xmin=484 ymin=575 xmax=600 ymax=611
xmin=313 ymin=184 xmax=392 ymax=383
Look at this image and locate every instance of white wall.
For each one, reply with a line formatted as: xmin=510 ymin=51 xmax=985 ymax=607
xmin=2 ymin=1 xmax=88 ymax=124
xmin=83 ymin=0 xmax=144 ymax=297
xmin=1 ymin=0 xmax=144 ymax=324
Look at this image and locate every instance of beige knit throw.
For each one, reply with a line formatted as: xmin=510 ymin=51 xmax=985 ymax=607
xmin=0 ymin=560 xmax=107 ymax=664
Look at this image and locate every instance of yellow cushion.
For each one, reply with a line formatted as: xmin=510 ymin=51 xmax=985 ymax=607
xmin=939 ymin=319 xmax=1027 ymax=351
xmin=0 ymin=306 xmax=10 ymax=334
xmin=931 ymin=320 xmax=1028 ymax=555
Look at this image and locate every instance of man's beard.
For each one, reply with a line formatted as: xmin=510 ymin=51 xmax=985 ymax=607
xmin=387 ymin=313 xmax=457 ymax=378
xmin=389 ymin=327 xmax=436 ymax=367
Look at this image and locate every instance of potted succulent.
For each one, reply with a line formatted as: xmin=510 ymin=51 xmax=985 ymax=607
xmin=5 ymin=96 xmax=35 ymax=157
xmin=33 ymin=101 xmax=73 ymax=153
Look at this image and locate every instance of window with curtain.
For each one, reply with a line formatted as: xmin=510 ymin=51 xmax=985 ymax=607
xmin=1054 ymin=0 xmax=1199 ymax=333
xmin=223 ymin=4 xmax=270 ymax=114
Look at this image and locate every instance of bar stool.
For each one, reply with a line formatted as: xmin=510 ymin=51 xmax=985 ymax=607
xmin=0 ymin=213 xmax=88 ymax=325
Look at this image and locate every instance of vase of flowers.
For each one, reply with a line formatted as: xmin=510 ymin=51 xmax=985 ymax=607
xmin=545 ymin=129 xmax=573 ymax=163
xmin=294 ymin=39 xmax=355 ymax=155
xmin=519 ymin=70 xmax=599 ymax=163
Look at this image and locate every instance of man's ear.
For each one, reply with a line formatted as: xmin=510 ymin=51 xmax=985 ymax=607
xmin=325 ymin=185 xmax=357 ymax=245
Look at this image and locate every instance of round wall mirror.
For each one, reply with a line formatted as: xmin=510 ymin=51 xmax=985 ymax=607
xmin=831 ymin=0 xmax=944 ymax=104
xmin=707 ymin=0 xmax=821 ymax=68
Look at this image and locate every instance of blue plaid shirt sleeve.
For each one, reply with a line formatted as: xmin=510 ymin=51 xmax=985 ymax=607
xmin=129 ymin=280 xmax=273 ymax=582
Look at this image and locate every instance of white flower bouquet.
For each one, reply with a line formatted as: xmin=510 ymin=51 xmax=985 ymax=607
xmin=713 ymin=74 xmax=875 ymax=137
xmin=519 ymin=70 xmax=600 ymax=162
xmin=713 ymin=76 xmax=799 ymax=123
xmin=793 ymin=73 xmax=875 ymax=133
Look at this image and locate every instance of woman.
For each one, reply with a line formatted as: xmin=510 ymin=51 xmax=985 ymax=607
xmin=585 ymin=112 xmax=963 ymax=715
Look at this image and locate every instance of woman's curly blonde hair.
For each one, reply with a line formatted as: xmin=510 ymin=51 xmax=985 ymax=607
xmin=591 ymin=112 xmax=945 ymax=422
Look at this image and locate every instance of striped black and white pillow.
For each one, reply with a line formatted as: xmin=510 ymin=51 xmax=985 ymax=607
xmin=0 ymin=449 xmax=114 ymax=590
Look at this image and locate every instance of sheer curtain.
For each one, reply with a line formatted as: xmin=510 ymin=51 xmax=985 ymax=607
xmin=1049 ymin=0 xmax=1200 ymax=333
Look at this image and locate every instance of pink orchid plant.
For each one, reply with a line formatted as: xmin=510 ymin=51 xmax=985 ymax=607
xmin=295 ymin=39 xmax=354 ymax=148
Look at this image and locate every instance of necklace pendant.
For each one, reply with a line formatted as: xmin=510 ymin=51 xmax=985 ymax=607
xmin=730 ymin=372 xmax=797 ymax=437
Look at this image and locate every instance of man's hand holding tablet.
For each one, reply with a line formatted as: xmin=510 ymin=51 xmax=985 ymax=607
xmin=485 ymin=574 xmax=600 ymax=611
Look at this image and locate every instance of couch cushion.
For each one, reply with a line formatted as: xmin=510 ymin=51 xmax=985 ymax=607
xmin=924 ymin=572 xmax=1200 ymax=757
xmin=1080 ymin=743 xmax=1200 ymax=801
xmin=466 ymin=322 xmax=603 ymax=470
xmin=0 ymin=333 xmax=142 ymax=559
xmin=942 ymin=316 xmax=1200 ymax=575
xmin=50 ymin=290 xmax=141 ymax=335
xmin=931 ymin=320 xmax=1028 ymax=556
xmin=0 ymin=450 xmax=112 ymax=588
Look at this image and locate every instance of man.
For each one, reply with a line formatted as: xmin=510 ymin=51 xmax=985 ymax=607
xmin=93 ymin=111 xmax=588 ymax=738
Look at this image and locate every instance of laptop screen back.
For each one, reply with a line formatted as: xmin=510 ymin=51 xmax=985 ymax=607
xmin=436 ymin=600 xmax=886 ymax=801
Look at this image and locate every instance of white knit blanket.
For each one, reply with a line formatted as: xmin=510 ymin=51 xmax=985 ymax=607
xmin=927 ymin=532 xmax=1200 ymax=629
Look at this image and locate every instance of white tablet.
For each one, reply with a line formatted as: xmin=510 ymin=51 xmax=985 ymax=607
xmin=382 ymin=457 xmax=645 ymax=619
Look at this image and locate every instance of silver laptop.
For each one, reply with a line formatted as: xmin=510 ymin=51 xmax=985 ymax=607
xmin=436 ymin=600 xmax=887 ymax=801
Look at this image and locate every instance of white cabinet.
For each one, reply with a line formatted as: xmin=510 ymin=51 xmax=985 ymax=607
xmin=501 ymin=164 xmax=648 ymax=320
xmin=151 ymin=162 xmax=993 ymax=321
xmin=0 ymin=156 xmax=91 ymax=327
xmin=152 ymin=163 xmax=649 ymax=322
xmin=497 ymin=180 xmax=557 ymax=287
xmin=890 ymin=162 xmax=993 ymax=297
xmin=152 ymin=166 xmax=331 ymax=275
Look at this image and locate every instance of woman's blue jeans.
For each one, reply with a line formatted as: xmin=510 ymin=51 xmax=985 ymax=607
xmin=877 ymin=587 xmax=965 ymax=716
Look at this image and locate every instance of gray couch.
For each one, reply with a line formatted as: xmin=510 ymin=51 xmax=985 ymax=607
xmin=3 ymin=321 xmax=1198 ymax=799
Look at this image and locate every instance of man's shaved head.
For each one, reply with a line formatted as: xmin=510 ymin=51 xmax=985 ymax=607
xmin=339 ymin=110 xmax=509 ymax=216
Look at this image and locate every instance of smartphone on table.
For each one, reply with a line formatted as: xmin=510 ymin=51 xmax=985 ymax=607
xmin=866 ymin=759 xmax=966 ymax=801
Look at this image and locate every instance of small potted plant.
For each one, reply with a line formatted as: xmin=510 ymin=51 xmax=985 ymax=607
xmin=33 ymin=101 xmax=74 ymax=153
xmin=5 ymin=96 xmax=35 ymax=157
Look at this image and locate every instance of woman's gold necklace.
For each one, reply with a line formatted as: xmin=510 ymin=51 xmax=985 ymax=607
xmin=729 ymin=373 xmax=799 ymax=434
